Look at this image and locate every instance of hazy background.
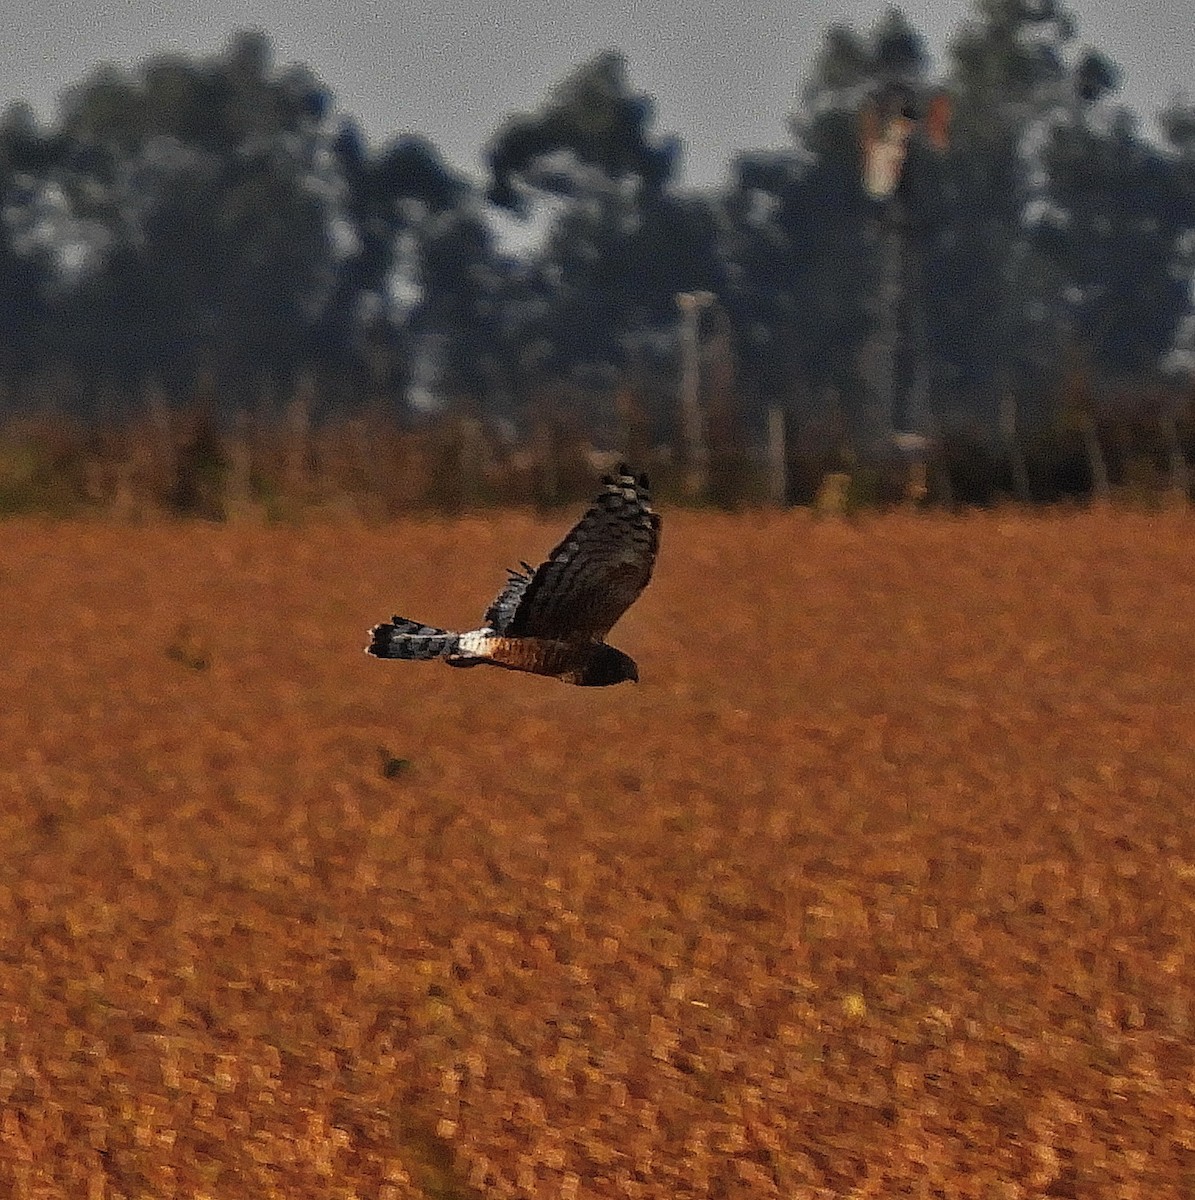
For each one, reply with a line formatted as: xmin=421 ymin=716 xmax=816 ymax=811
xmin=6 ymin=0 xmax=1191 ymax=185
xmin=1 ymin=0 xmax=1192 ymax=517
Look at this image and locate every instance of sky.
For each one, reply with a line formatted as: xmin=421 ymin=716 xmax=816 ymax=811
xmin=3 ymin=0 xmax=1192 ymax=188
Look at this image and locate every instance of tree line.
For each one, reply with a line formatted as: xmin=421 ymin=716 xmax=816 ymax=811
xmin=1 ymin=1 xmax=1194 ymax=510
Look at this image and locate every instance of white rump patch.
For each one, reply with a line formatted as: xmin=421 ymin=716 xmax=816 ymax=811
xmin=457 ymin=629 xmax=496 ymax=656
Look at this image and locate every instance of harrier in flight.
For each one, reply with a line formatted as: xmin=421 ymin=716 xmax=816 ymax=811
xmin=366 ymin=465 xmax=659 ymax=686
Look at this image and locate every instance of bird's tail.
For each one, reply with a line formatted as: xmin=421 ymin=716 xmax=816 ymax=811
xmin=366 ymin=617 xmax=461 ymax=661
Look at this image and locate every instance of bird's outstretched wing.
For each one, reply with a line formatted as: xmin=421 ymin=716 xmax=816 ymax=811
xmin=486 ymin=465 xmax=659 ymax=642
xmin=482 ymin=560 xmax=536 ymax=632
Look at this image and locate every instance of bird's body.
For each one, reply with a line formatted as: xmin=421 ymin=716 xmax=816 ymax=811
xmin=366 ymin=465 xmax=659 ymax=686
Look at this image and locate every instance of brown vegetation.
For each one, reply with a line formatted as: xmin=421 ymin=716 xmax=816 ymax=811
xmin=2 ymin=398 xmax=1192 ymax=520
xmin=2 ymin=509 xmax=1195 ymax=1197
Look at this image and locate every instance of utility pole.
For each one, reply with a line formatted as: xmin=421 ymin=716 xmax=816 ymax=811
xmin=857 ymin=85 xmax=950 ymax=482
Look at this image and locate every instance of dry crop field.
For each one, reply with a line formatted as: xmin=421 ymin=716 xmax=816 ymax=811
xmin=2 ymin=507 xmax=1195 ymax=1198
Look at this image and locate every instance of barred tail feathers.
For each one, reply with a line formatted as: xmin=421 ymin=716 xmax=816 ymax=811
xmin=366 ymin=617 xmax=461 ymax=661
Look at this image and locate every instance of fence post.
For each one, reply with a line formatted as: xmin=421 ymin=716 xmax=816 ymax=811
xmin=457 ymin=414 xmax=486 ymax=508
xmin=766 ymin=405 xmax=787 ymax=507
xmin=1080 ymin=414 xmax=1110 ymax=507
xmin=1160 ymin=411 xmax=1189 ymax=507
xmin=1000 ymin=391 xmax=1031 ymax=503
xmin=284 ymin=373 xmax=314 ymax=502
xmin=676 ymin=290 xmax=714 ymax=500
xmin=225 ymin=409 xmax=254 ymax=519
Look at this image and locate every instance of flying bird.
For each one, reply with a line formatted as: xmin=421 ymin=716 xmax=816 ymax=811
xmin=366 ymin=465 xmax=659 ymax=686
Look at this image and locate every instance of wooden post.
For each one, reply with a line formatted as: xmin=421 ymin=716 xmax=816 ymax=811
xmin=815 ymin=471 xmax=851 ymax=519
xmin=676 ymin=290 xmax=714 ymax=500
xmin=766 ymin=405 xmax=787 ymax=507
xmin=143 ymin=379 xmax=176 ymax=512
xmin=110 ymin=461 xmax=136 ymax=523
xmin=456 ymin=414 xmax=486 ymax=508
xmin=1080 ymin=414 xmax=1110 ymax=507
xmin=1160 ymin=411 xmax=1189 ymax=507
xmin=534 ymin=419 xmax=558 ymax=507
xmin=614 ymin=386 xmax=649 ymax=470
xmin=284 ymin=372 xmax=314 ymax=501
xmin=1000 ymin=390 xmax=1031 ymax=503
xmin=225 ymin=409 xmax=253 ymax=519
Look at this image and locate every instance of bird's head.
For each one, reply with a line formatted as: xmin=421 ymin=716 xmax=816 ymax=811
xmin=578 ymin=644 xmax=639 ymax=686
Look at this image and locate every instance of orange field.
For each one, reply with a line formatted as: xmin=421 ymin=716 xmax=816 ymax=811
xmin=2 ymin=508 xmax=1195 ymax=1198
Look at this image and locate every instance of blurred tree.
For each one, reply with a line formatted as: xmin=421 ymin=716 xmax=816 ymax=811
xmin=0 ymin=8 xmax=1187 ymax=481
xmin=929 ymin=0 xmax=1078 ymax=416
xmin=484 ymin=51 xmax=722 ymax=439
xmin=319 ymin=126 xmax=477 ymax=408
xmin=1156 ymin=96 xmax=1195 ymax=371
xmin=1036 ymin=100 xmax=1193 ymax=378
xmin=721 ymin=9 xmax=933 ymax=441
xmin=0 ymin=102 xmax=54 ymax=388
xmin=47 ymin=30 xmax=338 ymax=402
xmin=406 ymin=205 xmax=509 ymax=415
xmin=486 ymin=50 xmax=677 ymax=214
